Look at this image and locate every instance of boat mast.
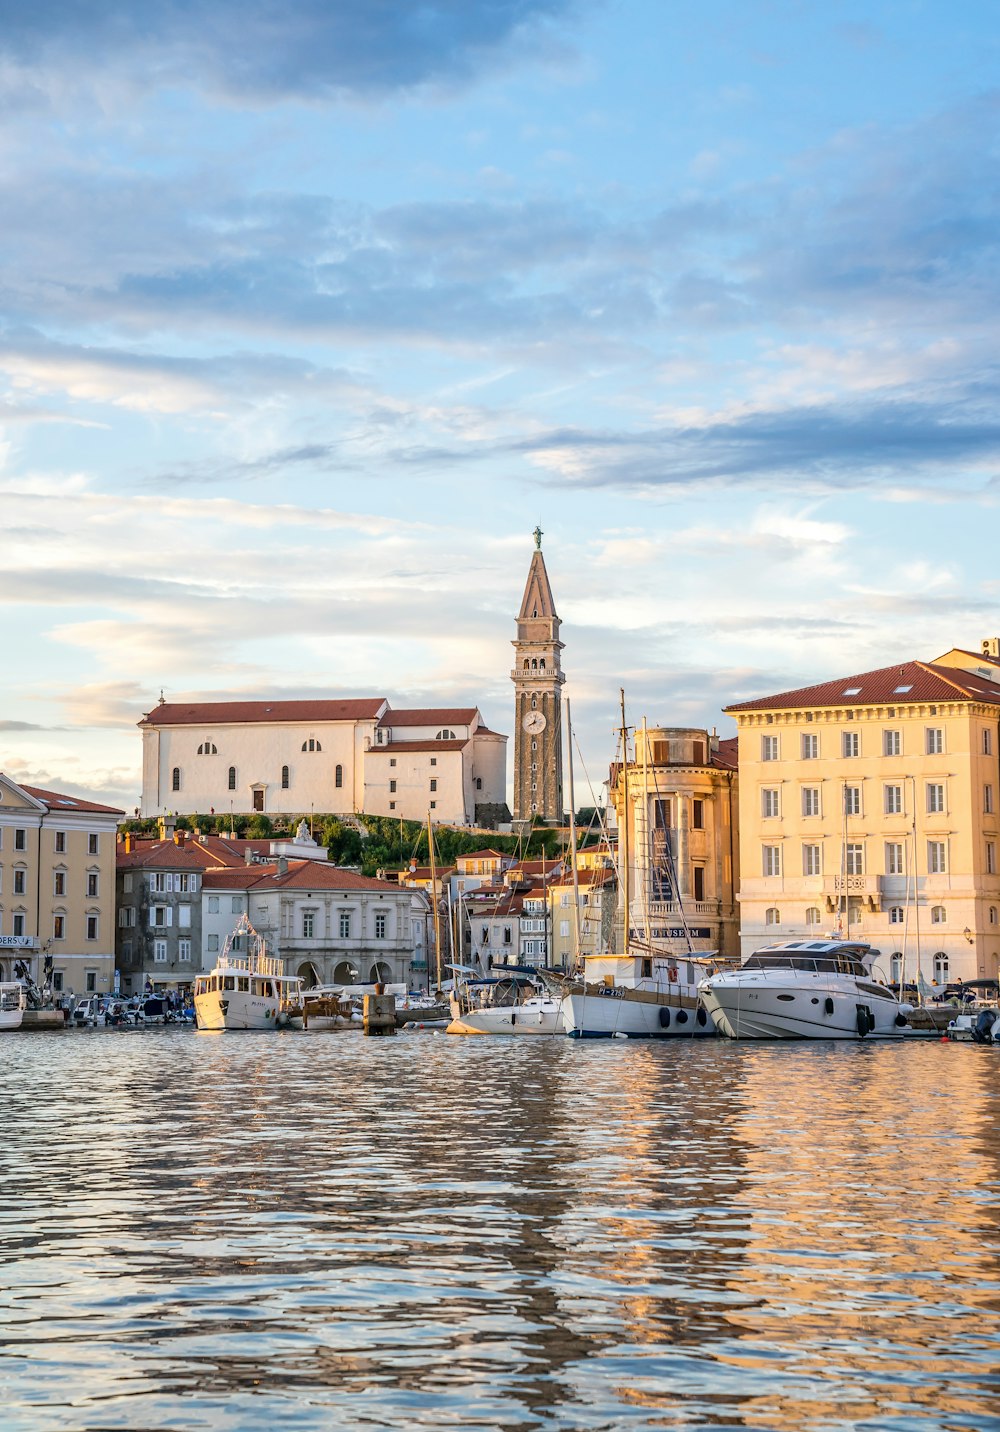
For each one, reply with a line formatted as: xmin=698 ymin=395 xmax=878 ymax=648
xmin=565 ymin=697 xmax=583 ymax=967
xmin=619 ymin=688 xmax=630 ymax=955
xmin=427 ymin=812 xmax=443 ymax=994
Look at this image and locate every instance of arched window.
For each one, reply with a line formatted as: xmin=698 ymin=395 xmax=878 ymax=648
xmin=890 ymin=952 xmax=902 ymax=983
xmin=435 ymin=729 xmax=455 ymax=740
xmin=335 ymin=764 xmax=343 ymax=788
xmin=531 ymin=658 xmax=537 ymax=669
xmin=301 ymin=738 xmax=322 ymax=753
xmin=805 ymin=906 xmax=820 ymax=926
xmin=539 ymin=657 xmax=545 ymax=669
xmin=281 ymin=766 xmax=289 ymax=789
xmin=889 ymin=905 xmax=904 ymax=924
xmin=228 ymin=767 xmax=237 ymax=791
xmin=933 ymin=952 xmax=949 ymax=982
xmin=991 ymin=906 xmax=998 ymax=925
xmin=476 ymin=777 xmax=482 ymax=791
xmin=523 ymin=659 xmax=529 ymax=670
xmin=765 ymin=907 xmax=780 ymax=926
xmin=197 ymin=741 xmax=217 ymax=755
xmin=172 ymin=767 xmax=180 ymax=791
xmin=931 ymin=905 xmax=946 ymax=924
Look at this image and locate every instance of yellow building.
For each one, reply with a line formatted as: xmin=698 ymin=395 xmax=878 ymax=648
xmin=546 ymin=863 xmax=616 ymax=968
xmin=612 ymin=726 xmax=740 ymax=961
xmin=0 ymin=774 xmax=123 ymax=997
xmin=725 ymin=644 xmax=1000 ymax=984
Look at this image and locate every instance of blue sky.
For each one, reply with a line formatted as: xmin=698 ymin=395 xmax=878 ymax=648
xmin=2 ymin=1 xmax=999 ymax=812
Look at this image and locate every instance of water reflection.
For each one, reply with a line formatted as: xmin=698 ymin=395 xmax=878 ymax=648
xmin=0 ymin=1030 xmax=997 ymax=1429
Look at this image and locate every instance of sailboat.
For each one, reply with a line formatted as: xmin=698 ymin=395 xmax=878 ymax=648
xmin=550 ymin=694 xmax=722 ymax=1038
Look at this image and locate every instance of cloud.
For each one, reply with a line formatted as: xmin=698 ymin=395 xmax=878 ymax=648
xmin=0 ymin=1 xmax=581 ymax=107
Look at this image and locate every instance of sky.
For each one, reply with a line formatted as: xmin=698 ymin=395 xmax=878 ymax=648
xmin=3 ymin=0 xmax=1000 ymax=816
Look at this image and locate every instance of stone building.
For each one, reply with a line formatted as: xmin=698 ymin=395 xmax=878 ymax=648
xmin=612 ymin=726 xmax=740 ymax=962
xmin=511 ymin=529 xmax=565 ymax=825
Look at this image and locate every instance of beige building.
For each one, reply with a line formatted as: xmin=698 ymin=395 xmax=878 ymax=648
xmin=613 ymin=727 xmax=740 ymax=961
xmin=725 ymin=643 xmax=1000 ymax=984
xmin=0 ymin=774 xmax=123 ymax=997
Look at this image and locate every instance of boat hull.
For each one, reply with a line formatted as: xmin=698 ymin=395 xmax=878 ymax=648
xmin=562 ymin=984 xmax=716 ymax=1039
xmin=0 ymin=983 xmax=25 ymax=1030
xmin=194 ymin=991 xmax=287 ymax=1031
xmin=699 ymin=974 xmax=911 ymax=1040
xmin=447 ymin=996 xmax=565 ymax=1036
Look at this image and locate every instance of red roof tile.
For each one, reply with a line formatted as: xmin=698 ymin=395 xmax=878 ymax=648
xmin=139 ymin=698 xmax=386 ymax=727
xmin=248 ymin=863 xmax=403 ymax=893
xmin=725 ymin=660 xmax=1000 ymax=713
xmin=711 ymin=737 xmax=739 ymax=771
xmin=377 ymin=708 xmax=478 ymax=728
xmin=21 ymin=784 xmax=124 ymax=816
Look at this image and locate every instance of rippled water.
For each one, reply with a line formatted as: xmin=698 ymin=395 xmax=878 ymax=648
xmin=2 ymin=1029 xmax=998 ymax=1430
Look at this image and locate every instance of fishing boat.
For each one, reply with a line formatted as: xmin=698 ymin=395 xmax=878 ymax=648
xmin=698 ymin=938 xmax=913 ymax=1039
xmin=193 ymin=914 xmax=304 ymax=1031
xmin=0 ymin=981 xmax=25 ymax=1031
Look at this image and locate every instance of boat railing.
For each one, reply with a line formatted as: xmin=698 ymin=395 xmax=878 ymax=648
xmin=216 ymin=950 xmax=287 ymax=978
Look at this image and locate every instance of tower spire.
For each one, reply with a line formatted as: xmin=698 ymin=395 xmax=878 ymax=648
xmin=511 ymin=533 xmax=566 ymax=827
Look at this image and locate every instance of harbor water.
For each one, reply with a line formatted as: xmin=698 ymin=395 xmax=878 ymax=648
xmin=2 ymin=1030 xmax=998 ymax=1430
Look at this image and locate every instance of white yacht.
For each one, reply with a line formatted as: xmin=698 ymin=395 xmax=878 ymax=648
xmin=698 ymin=939 xmax=913 ymax=1040
xmin=553 ymin=950 xmax=720 ymax=1038
xmin=447 ymin=970 xmax=566 ymax=1036
xmin=194 ymin=915 xmax=304 ymax=1031
xmin=0 ymin=982 xmax=25 ymax=1031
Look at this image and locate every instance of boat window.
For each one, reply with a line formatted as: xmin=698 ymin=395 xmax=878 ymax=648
xmin=223 ymin=976 xmax=236 ymax=991
xmin=815 ymin=958 xmax=839 ymax=972
xmin=238 ymin=977 xmax=249 ymax=992
xmin=265 ymin=980 xmax=275 ymax=998
xmin=777 ymin=994 xmax=796 ymax=1001
xmin=789 ymin=957 xmax=817 ymax=971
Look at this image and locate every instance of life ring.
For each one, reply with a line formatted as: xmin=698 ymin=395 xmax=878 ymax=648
xmin=668 ymin=967 xmax=678 ymax=983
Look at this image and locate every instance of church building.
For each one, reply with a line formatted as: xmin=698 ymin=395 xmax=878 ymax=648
xmin=139 ymin=698 xmax=507 ymax=827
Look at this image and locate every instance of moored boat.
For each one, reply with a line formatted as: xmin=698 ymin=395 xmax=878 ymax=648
xmin=0 ymin=981 xmax=25 ymax=1031
xmin=194 ymin=915 xmax=303 ymax=1031
xmin=550 ymin=950 xmax=719 ymax=1038
xmin=448 ymin=969 xmax=565 ymax=1035
xmin=698 ymin=939 xmax=912 ymax=1040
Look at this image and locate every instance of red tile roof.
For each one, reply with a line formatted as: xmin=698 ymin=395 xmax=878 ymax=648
xmin=22 ymin=784 xmax=124 ymax=816
xmin=202 ymin=865 xmax=271 ymax=889
xmin=725 ymin=660 xmax=1000 ymax=714
xmin=139 ymin=698 xmax=386 ymax=727
xmin=117 ymin=841 xmax=237 ymax=870
xmin=711 ymin=737 xmax=739 ymax=771
xmin=248 ymin=863 xmax=403 ymax=893
xmin=378 ymin=708 xmax=479 ymax=728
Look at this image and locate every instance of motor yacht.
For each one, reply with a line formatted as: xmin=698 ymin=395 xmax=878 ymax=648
xmin=698 ymin=938 xmax=912 ymax=1040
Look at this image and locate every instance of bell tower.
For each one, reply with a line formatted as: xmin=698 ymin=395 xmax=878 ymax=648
xmin=512 ymin=528 xmax=565 ymax=825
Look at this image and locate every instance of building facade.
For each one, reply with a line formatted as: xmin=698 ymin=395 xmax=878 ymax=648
xmin=0 ymin=775 xmax=122 ymax=998
xmin=511 ymin=529 xmax=566 ymax=825
xmin=139 ymin=698 xmax=507 ymax=827
xmin=612 ymin=727 xmax=740 ymax=961
xmin=725 ymin=644 xmax=1000 ymax=984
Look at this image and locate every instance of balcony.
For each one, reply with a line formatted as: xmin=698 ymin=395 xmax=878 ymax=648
xmin=823 ymin=874 xmax=882 ymax=911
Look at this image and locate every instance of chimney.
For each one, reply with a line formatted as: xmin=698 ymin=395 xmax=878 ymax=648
xmin=158 ymin=813 xmax=176 ymax=842
xmin=174 ymin=829 xmax=185 ymax=846
xmin=124 ymin=832 xmax=132 ymax=854
xmin=277 ymin=856 xmax=288 ymax=875
xmin=245 ymin=848 xmax=254 ymax=865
